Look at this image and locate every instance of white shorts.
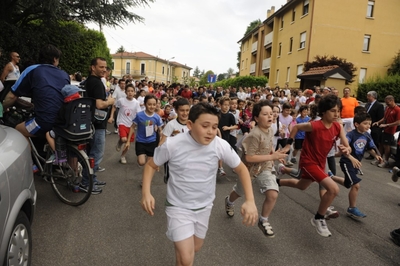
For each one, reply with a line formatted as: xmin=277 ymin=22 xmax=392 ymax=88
xmin=165 ymin=205 xmax=212 ymax=242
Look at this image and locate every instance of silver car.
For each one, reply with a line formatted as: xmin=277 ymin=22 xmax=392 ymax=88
xmin=0 ymin=125 xmax=37 ymax=265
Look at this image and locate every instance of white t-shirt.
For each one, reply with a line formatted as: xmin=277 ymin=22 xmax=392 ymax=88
xmin=162 ymin=119 xmax=189 ymax=137
xmin=271 ymin=121 xmax=283 ymax=149
xmin=153 ymin=131 xmax=241 ymax=209
xmin=112 ymin=86 xmax=126 ymax=101
xmin=237 ymin=91 xmax=247 ymax=101
xmin=137 ymin=96 xmax=145 ymax=111
xmin=229 ymin=110 xmax=240 ymax=137
xmin=116 ymin=97 xmax=141 ymax=127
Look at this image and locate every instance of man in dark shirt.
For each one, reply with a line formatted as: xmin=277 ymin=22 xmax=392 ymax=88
xmin=80 ymin=57 xmax=115 ymax=194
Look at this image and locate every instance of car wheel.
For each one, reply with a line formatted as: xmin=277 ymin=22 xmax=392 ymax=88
xmin=4 ymin=211 xmax=32 ymax=266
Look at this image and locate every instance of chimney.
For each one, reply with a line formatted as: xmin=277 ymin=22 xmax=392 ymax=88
xmin=271 ymin=6 xmax=275 ymax=15
xmin=267 ymin=9 xmax=271 ymax=18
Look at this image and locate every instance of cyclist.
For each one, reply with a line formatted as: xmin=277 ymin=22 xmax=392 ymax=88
xmin=2 ymin=44 xmax=70 ymax=139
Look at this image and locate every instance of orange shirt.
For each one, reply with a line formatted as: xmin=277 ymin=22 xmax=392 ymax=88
xmin=341 ymin=97 xmax=359 ymax=118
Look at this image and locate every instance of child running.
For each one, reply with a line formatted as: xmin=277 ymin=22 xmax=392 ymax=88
xmin=140 ymin=102 xmax=258 ymax=266
xmin=290 ymin=105 xmax=310 ymax=164
xmin=279 ymin=94 xmax=351 ymax=237
xmin=159 ymin=98 xmax=191 ymax=183
xmin=126 ymin=94 xmax=163 ymax=166
xmin=109 ymin=84 xmax=141 ymax=164
xmin=332 ymin=112 xmax=382 ymax=218
xmin=225 ymin=100 xmax=287 ymax=238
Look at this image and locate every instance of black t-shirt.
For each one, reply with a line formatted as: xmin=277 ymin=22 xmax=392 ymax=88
xmin=85 ymin=75 xmax=108 ymax=129
xmin=218 ymin=112 xmax=236 ymax=142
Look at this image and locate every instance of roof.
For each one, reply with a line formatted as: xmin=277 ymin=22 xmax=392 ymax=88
xmin=111 ymin=52 xmax=192 ymax=70
xmin=297 ymin=65 xmax=352 ymax=81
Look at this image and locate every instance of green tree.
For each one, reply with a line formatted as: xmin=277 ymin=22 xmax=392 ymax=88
xmin=217 ymin=73 xmax=226 ymax=81
xmin=199 ymin=69 xmax=205 ymax=79
xmin=237 ymin=19 xmax=261 ymax=70
xmin=303 ymin=55 xmax=357 ymax=83
xmin=387 ymin=50 xmax=400 ymax=75
xmin=188 ymin=77 xmax=196 ymax=87
xmin=199 ymin=70 xmax=215 ymax=86
xmin=227 ymin=68 xmax=235 ymax=77
xmin=116 ymin=46 xmax=126 ymax=53
xmin=192 ymin=66 xmax=201 ymax=78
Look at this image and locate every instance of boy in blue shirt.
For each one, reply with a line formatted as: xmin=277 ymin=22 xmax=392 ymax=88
xmin=332 ymin=112 xmax=382 ymax=219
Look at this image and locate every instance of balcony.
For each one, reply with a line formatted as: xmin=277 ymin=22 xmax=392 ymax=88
xmin=251 ymin=41 xmax=258 ymax=54
xmin=262 ymin=58 xmax=271 ymax=70
xmin=264 ymin=32 xmax=273 ymax=48
xmin=250 ymin=63 xmax=256 ymax=74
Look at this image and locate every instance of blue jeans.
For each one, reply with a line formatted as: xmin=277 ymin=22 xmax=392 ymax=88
xmin=82 ymin=128 xmax=105 ymax=185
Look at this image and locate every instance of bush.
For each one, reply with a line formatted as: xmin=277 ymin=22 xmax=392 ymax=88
xmin=214 ymin=76 xmax=268 ymax=89
xmin=357 ymin=74 xmax=400 ymax=102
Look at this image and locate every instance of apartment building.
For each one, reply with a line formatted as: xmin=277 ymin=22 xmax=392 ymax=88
xmin=238 ymin=0 xmax=400 ymax=92
xmin=111 ymin=52 xmax=192 ymax=83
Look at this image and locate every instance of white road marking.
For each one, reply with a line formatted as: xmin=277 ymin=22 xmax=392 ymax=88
xmin=388 ymin=183 xmax=400 ymax=189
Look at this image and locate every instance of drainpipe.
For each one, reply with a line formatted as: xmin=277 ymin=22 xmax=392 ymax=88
xmin=307 ymin=0 xmax=315 ymax=62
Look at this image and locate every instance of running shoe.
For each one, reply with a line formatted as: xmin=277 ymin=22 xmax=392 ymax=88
xmin=225 ymin=196 xmax=234 ymax=217
xmin=258 ymin=219 xmax=275 ymax=238
xmin=46 ymin=154 xmax=55 ymax=164
xmin=346 ymin=207 xmax=366 ymax=219
xmin=97 ymin=167 xmax=105 ymax=172
xmin=378 ymin=161 xmax=389 ymax=168
xmin=392 ymin=166 xmax=399 ymax=182
xmin=390 ymin=229 xmax=400 ymax=247
xmin=120 ymin=156 xmax=127 ymax=164
xmin=285 ymin=161 xmax=294 ymax=167
xmin=114 ymin=129 xmax=118 ymax=134
xmin=324 ymin=206 xmax=339 ymax=220
xmin=311 ymin=218 xmax=332 ymax=237
xmin=290 ymin=157 xmax=297 ymax=164
xmin=370 ymin=159 xmax=379 ymax=166
xmin=276 ymin=163 xmax=286 ymax=176
xmin=79 ymin=184 xmax=102 ymax=195
xmin=218 ymin=167 xmax=226 ymax=176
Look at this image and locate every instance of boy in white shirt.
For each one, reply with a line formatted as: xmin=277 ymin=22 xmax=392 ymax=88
xmin=140 ymin=102 xmax=258 ymax=266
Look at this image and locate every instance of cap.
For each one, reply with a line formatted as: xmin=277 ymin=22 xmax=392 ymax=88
xmin=305 ymin=89 xmax=313 ymax=95
xmin=61 ymin=85 xmax=84 ymax=98
xmin=323 ymin=87 xmax=331 ymax=91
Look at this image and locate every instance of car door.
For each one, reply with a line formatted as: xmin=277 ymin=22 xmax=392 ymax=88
xmin=0 ymin=161 xmax=10 ymax=246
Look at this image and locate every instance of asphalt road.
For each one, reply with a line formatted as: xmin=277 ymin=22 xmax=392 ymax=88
xmin=31 ymin=127 xmax=400 ymax=266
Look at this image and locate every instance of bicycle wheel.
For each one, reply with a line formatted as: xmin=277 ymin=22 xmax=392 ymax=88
xmin=49 ymin=145 xmax=93 ymax=206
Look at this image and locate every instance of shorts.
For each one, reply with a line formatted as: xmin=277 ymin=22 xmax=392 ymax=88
xmin=294 ymin=139 xmax=304 ymax=150
xmin=299 ymin=164 xmax=329 ymax=183
xmin=165 ymin=205 xmax=212 ymax=242
xmin=234 ymin=170 xmax=279 ymax=195
xmin=340 ymin=161 xmax=362 ymax=188
xmin=25 ymin=118 xmax=48 ymax=137
xmin=118 ymin=124 xmax=135 ymax=142
xmin=381 ymin=132 xmax=395 ymax=146
xmin=135 ymin=141 xmax=158 ymax=157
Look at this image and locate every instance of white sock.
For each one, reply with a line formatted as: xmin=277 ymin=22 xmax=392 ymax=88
xmin=260 ymin=216 xmax=268 ymax=222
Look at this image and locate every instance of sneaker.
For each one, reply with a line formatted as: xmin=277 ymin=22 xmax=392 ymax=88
xmin=324 ymin=206 xmax=339 ymax=220
xmin=311 ymin=218 xmax=332 ymax=237
xmin=97 ymin=167 xmax=105 ymax=172
xmin=290 ymin=157 xmax=297 ymax=164
xmin=46 ymin=154 xmax=55 ymax=164
xmin=285 ymin=161 xmax=294 ymax=167
xmin=390 ymin=229 xmax=400 ymax=247
xmin=392 ymin=166 xmax=399 ymax=182
xmin=114 ymin=129 xmax=118 ymax=134
xmin=218 ymin=167 xmax=226 ymax=176
xmin=346 ymin=207 xmax=366 ymax=219
xmin=258 ymin=219 xmax=275 ymax=238
xmin=120 ymin=156 xmax=127 ymax=164
xmin=94 ymin=179 xmax=106 ymax=187
xmin=106 ymin=130 xmax=111 ymax=135
xmin=378 ymin=161 xmax=389 ymax=168
xmin=116 ymin=140 xmax=123 ymax=152
xmin=276 ymin=163 xmax=286 ymax=176
xmin=370 ymin=159 xmax=379 ymax=166
xmin=225 ymin=196 xmax=234 ymax=217
xmin=79 ymin=184 xmax=102 ymax=195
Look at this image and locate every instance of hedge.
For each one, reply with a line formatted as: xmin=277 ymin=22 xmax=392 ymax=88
xmin=357 ymin=74 xmax=400 ymax=102
xmin=214 ymin=76 xmax=268 ymax=89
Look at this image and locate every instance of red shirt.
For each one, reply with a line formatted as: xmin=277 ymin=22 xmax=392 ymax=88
xmin=300 ymin=120 xmax=341 ymax=170
xmin=383 ymin=105 xmax=400 ymax=135
xmin=180 ymin=89 xmax=192 ymax=99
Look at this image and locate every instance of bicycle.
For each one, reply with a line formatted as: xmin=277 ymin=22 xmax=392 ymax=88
xmin=2 ymin=98 xmax=95 ymax=206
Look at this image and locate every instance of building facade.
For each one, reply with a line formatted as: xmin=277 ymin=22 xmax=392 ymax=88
xmin=238 ymin=0 xmax=400 ymax=92
xmin=111 ymin=52 xmax=192 ymax=83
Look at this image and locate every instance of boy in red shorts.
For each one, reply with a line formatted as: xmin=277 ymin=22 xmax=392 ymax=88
xmin=110 ymin=84 xmax=141 ymax=163
xmin=279 ymin=94 xmax=351 ymax=237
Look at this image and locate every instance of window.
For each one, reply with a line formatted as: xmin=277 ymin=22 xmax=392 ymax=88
xmin=303 ymin=0 xmax=309 ymax=15
xmin=276 ymin=69 xmax=280 ymax=84
xmin=359 ymin=68 xmax=367 ymax=83
xmin=280 ymin=16 xmax=284 ymax=29
xmin=126 ymin=62 xmax=130 ymax=74
xmin=245 ymin=58 xmax=248 ymax=68
xmin=292 ymin=9 xmax=296 ymax=22
xmin=286 ymin=67 xmax=291 ymax=82
xmin=162 ymin=66 xmax=165 ymax=75
xmin=366 ymin=1 xmax=374 ymax=17
xmin=300 ymin=32 xmax=306 ymax=49
xmin=278 ymin=43 xmax=282 ymax=56
xmin=140 ymin=63 xmax=145 ymax=75
xmin=296 ymin=64 xmax=303 ymax=81
xmin=363 ymin=35 xmax=371 ymax=51
xmin=241 ymin=60 xmax=244 ymax=70
xmin=289 ymin=37 xmax=293 ymax=53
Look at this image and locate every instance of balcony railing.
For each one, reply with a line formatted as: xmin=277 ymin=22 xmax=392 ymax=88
xmin=251 ymin=41 xmax=258 ymax=54
xmin=264 ymin=32 xmax=273 ymax=47
xmin=262 ymin=58 xmax=271 ymax=70
xmin=250 ymin=63 xmax=256 ymax=74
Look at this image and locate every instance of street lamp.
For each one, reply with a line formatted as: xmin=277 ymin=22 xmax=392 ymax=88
xmin=167 ymin=56 xmax=175 ymax=83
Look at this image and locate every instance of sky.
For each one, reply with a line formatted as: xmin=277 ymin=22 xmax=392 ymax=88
xmin=87 ymin=0 xmax=288 ymax=75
